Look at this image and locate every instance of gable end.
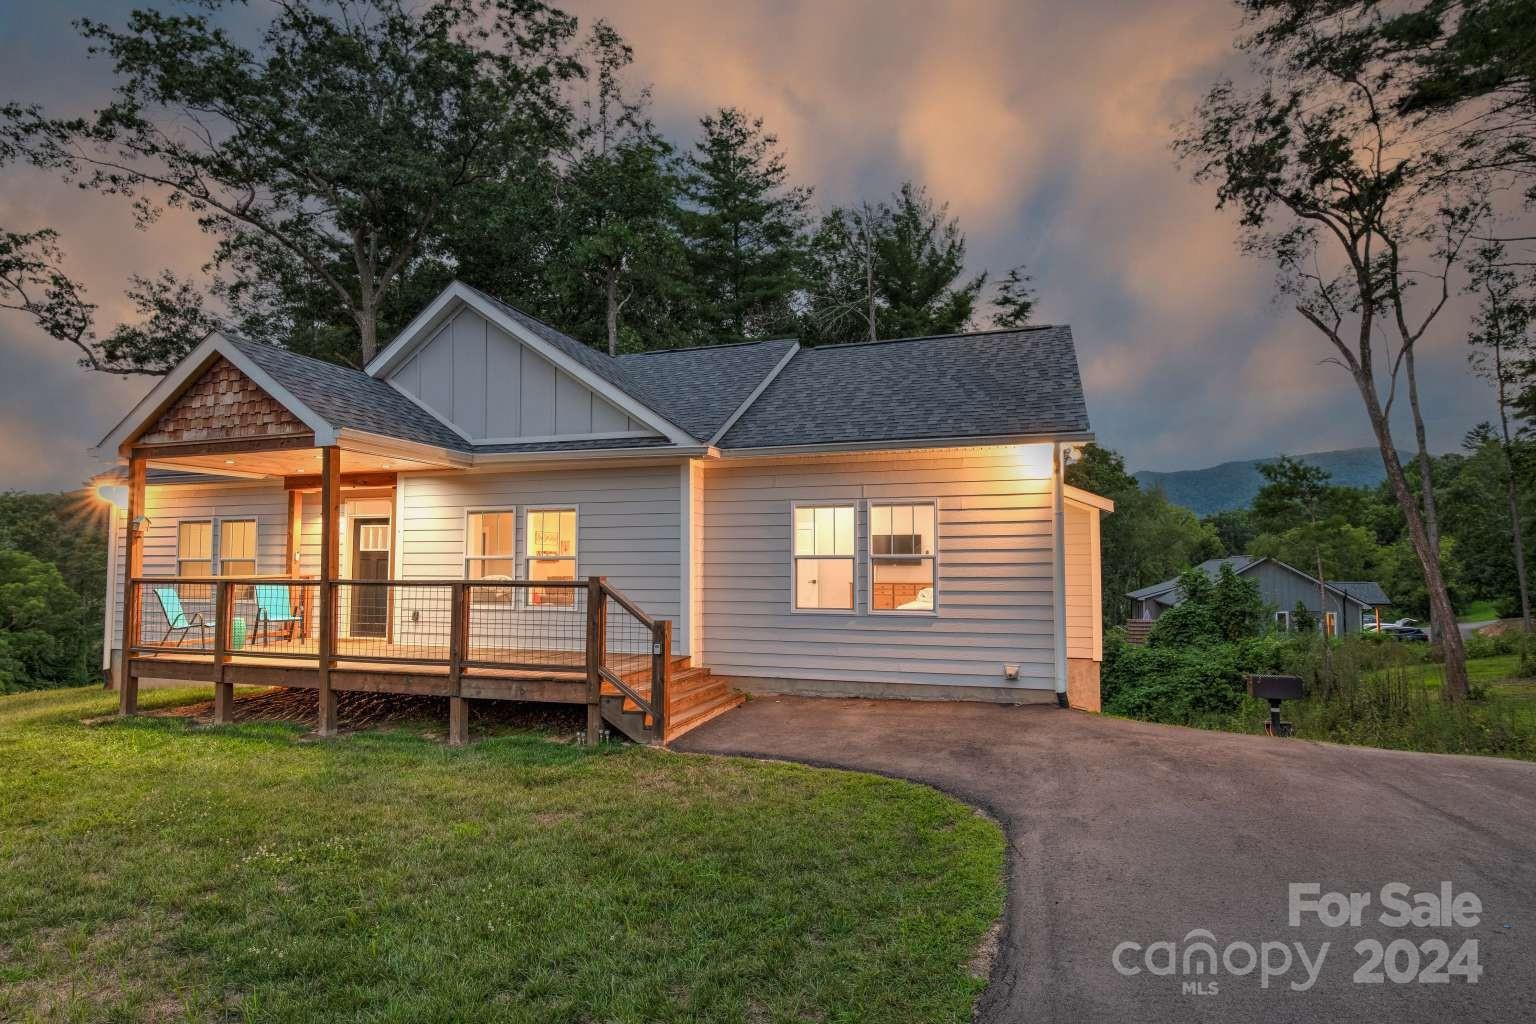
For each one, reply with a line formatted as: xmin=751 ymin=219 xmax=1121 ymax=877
xmin=137 ymin=356 xmax=309 ymax=446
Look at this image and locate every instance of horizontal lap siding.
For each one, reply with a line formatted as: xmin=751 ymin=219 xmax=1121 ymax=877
xmin=397 ymin=466 xmax=683 ymax=626
xmin=1064 ymin=502 xmax=1095 ymax=660
xmin=110 ymin=482 xmax=295 ymax=650
xmin=699 ymin=449 xmax=1059 ymax=690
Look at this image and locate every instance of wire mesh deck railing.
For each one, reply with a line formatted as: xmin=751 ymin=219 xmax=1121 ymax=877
xmin=126 ymin=577 xmax=669 ymax=691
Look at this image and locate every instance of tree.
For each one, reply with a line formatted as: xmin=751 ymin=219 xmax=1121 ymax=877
xmin=803 ymin=182 xmax=986 ymax=344
xmin=1204 ymin=508 xmax=1257 ymax=555
xmin=1065 ymin=444 xmax=1224 ymax=631
xmin=874 ymin=182 xmax=987 ymax=339
xmin=680 ymin=107 xmax=811 ymax=340
xmin=1147 ymin=564 xmax=1266 ymax=647
xmin=0 ymin=548 xmax=88 ymax=693
xmin=1175 ymin=10 xmax=1481 ymax=697
xmin=802 ymin=201 xmax=888 ymax=343
xmin=4 ymin=0 xmax=584 ymax=369
xmin=549 ymin=23 xmax=685 ymax=355
xmin=0 ymin=491 xmax=110 ymax=681
xmin=991 ymin=264 xmax=1037 ymax=328
xmin=1466 ymin=242 xmax=1534 ymax=628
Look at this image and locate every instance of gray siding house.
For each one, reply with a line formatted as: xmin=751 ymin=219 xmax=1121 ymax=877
xmin=1127 ymin=556 xmax=1391 ymax=635
xmin=94 ymin=281 xmax=1115 ymax=742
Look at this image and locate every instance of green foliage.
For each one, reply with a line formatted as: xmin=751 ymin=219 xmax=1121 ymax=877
xmin=1065 ymin=444 xmax=1223 ymax=630
xmin=0 ymin=548 xmax=87 ymax=693
xmin=1147 ymin=564 xmax=1267 ymax=647
xmin=991 ymin=264 xmax=1036 ymax=329
xmin=801 ymin=182 xmax=987 ymax=344
xmin=1103 ymin=633 xmax=1286 ymax=723
xmin=0 ymin=490 xmax=106 ymax=685
xmin=680 ymin=106 xmax=812 ymax=340
xmin=5 ymin=0 xmax=588 ymax=366
xmin=1134 ymin=447 xmax=1394 ymax=518
xmin=1291 ymin=601 xmax=1316 ymax=634
xmin=1203 ymin=508 xmax=1255 ymax=555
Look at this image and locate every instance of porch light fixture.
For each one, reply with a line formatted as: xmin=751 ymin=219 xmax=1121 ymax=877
xmin=95 ymin=484 xmax=128 ymax=510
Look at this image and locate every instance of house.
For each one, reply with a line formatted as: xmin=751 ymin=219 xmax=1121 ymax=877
xmin=93 ymin=281 xmax=1113 ymax=744
xmin=1125 ymin=555 xmax=1391 ymax=638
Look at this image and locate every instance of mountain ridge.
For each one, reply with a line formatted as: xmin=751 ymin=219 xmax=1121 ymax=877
xmin=1133 ymin=447 xmax=1398 ymax=516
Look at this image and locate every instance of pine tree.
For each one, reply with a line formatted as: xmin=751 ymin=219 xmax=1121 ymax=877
xmin=992 ymin=264 xmax=1036 ymax=328
xmin=681 ymin=107 xmax=811 ymax=339
xmin=875 ymin=183 xmax=986 ymax=339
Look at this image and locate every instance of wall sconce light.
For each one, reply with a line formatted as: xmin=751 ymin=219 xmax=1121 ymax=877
xmin=95 ymin=485 xmax=128 ymax=510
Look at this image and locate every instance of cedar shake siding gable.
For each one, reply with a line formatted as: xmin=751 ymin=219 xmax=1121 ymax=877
xmin=137 ymin=357 xmax=308 ymax=446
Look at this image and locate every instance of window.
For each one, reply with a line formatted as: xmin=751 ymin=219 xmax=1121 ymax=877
xmin=526 ymin=508 xmax=577 ymax=606
xmin=870 ymin=502 xmax=936 ymax=612
xmin=177 ymin=521 xmax=212 ymax=578
xmin=1323 ymin=611 xmax=1337 ymax=637
xmin=466 ymin=511 xmax=515 ymax=603
xmin=793 ymin=504 xmax=855 ymax=610
xmin=1275 ymin=610 xmax=1291 ymax=632
xmin=218 ymin=519 xmax=257 ymax=577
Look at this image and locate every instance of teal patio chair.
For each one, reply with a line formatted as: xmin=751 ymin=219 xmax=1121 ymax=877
xmin=253 ymin=584 xmax=305 ymax=645
xmin=153 ymin=587 xmax=214 ymax=647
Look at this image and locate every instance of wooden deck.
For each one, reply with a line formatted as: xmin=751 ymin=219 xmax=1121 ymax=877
xmin=122 ymin=577 xmax=740 ymax=744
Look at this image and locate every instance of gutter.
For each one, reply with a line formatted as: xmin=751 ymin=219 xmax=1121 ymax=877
xmin=1050 ymin=441 xmax=1070 ymax=705
xmin=716 ymin=430 xmax=1095 ymax=459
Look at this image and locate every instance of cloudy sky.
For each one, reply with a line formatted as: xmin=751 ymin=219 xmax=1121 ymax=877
xmin=0 ymin=0 xmax=1507 ymax=492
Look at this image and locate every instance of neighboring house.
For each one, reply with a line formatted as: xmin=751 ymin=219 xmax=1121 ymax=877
xmin=1125 ymin=556 xmax=1391 ymax=637
xmin=93 ymin=280 xmax=1113 ymax=744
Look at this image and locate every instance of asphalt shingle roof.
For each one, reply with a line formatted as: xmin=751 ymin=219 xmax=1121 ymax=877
xmin=221 ymin=293 xmax=1093 ymax=456
xmin=615 ymin=339 xmax=796 ymax=441
xmin=1333 ymin=581 xmax=1392 ymax=606
xmin=1126 ymin=556 xmax=1257 ymax=601
xmin=230 ymin=338 xmax=470 ymax=451
xmin=717 ymin=326 xmax=1091 ymax=449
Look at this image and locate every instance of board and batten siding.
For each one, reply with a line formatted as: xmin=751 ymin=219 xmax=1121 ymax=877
xmin=387 ymin=308 xmax=646 ymax=441
xmin=697 ymin=446 xmax=1060 ymax=691
xmin=395 ymin=464 xmax=686 ymax=649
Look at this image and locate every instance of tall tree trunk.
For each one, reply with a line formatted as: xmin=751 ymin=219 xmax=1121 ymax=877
xmin=865 ymin=235 xmax=877 ymax=343
xmin=1492 ymin=337 xmax=1534 ymax=630
xmin=1359 ymin=374 xmax=1470 ymax=698
xmin=356 ymin=306 xmax=378 ymax=365
xmin=605 ymin=267 xmax=620 ymax=357
xmin=1402 ymin=346 xmax=1456 ymax=651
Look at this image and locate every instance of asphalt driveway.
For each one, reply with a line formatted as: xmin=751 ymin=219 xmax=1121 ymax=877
xmin=675 ymin=697 xmax=1536 ymax=1024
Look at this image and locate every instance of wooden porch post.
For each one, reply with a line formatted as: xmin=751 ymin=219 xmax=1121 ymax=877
xmin=585 ymin=576 xmax=606 ymax=746
xmin=118 ymin=456 xmax=146 ymax=716
xmin=212 ymin=580 xmax=235 ymax=724
xmin=448 ymin=581 xmax=468 ymax=746
xmin=316 ymin=446 xmax=340 ymax=736
xmin=651 ymin=619 xmax=671 ymax=743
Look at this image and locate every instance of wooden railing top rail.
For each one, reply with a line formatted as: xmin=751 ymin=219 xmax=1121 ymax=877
xmin=597 ymin=580 xmax=657 ymax=631
xmin=130 ymin=576 xmax=585 ymax=588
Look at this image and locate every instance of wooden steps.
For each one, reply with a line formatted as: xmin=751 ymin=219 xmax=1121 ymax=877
xmin=1124 ymin=620 xmax=1154 ymax=646
xmin=599 ymin=655 xmax=742 ymax=745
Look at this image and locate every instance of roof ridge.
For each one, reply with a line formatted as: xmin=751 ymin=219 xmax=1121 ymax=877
xmin=617 ymin=337 xmax=797 ymax=356
xmin=800 ymin=324 xmax=1062 ymax=351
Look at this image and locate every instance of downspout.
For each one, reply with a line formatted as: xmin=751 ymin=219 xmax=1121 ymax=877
xmin=1051 ymin=442 xmax=1069 ymax=706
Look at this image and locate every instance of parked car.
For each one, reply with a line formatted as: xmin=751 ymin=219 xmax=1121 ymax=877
xmin=1387 ymin=626 xmax=1430 ymax=643
xmin=1364 ymin=616 xmax=1420 ymax=633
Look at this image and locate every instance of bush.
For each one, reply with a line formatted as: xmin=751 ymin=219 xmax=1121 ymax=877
xmin=1102 ymin=634 xmax=1287 ymax=723
xmin=1465 ymin=631 xmax=1520 ymax=659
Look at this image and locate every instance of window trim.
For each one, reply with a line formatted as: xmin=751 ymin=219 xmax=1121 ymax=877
xmin=789 ymin=500 xmax=858 ymax=614
xmin=867 ymin=499 xmax=939 ymax=616
xmin=463 ymin=506 xmax=518 ymax=606
xmin=176 ymin=518 xmax=213 ymax=579
xmin=217 ymin=517 xmax=258 ymax=578
xmin=1275 ymin=609 xmax=1290 ymax=632
xmin=524 ymin=504 xmax=580 ymax=610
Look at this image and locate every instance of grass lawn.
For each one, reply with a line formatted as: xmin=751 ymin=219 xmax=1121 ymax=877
xmin=0 ymin=687 xmax=1004 ymax=1024
xmin=1457 ymin=599 xmax=1501 ymax=623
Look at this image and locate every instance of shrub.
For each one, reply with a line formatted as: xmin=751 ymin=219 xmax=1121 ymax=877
xmin=1102 ymin=633 xmax=1287 ymax=724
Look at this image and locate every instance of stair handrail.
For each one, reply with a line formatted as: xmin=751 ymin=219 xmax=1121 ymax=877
xmin=594 ymin=578 xmax=669 ymax=735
